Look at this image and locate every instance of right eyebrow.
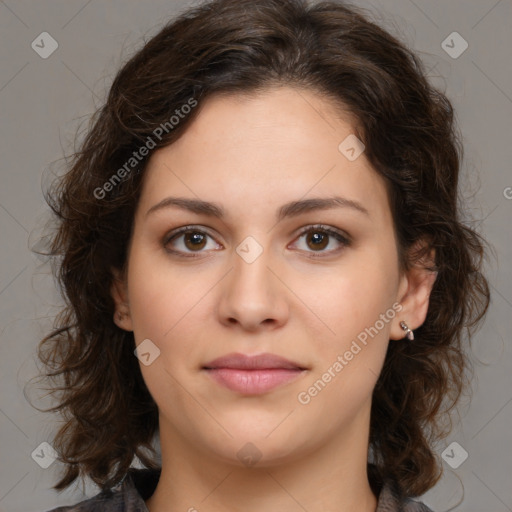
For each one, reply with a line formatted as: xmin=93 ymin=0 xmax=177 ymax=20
xmin=145 ymin=195 xmax=370 ymax=220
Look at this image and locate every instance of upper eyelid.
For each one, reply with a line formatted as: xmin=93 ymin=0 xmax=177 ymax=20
xmin=295 ymin=224 xmax=350 ymax=238
xmin=164 ymin=223 xmax=349 ymax=238
xmin=164 ymin=224 xmax=351 ymax=247
xmin=164 ymin=225 xmax=217 ymax=242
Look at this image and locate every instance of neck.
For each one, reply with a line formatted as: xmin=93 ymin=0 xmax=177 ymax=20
xmin=145 ymin=405 xmax=378 ymax=512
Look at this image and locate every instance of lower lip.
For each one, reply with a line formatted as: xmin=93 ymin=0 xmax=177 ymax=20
xmin=204 ymin=368 xmax=305 ymax=394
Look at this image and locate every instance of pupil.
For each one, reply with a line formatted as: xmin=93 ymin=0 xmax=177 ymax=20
xmin=309 ymin=231 xmax=327 ymax=250
xmin=186 ymin=232 xmax=206 ymax=250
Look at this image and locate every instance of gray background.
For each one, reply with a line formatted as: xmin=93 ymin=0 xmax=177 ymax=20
xmin=0 ymin=0 xmax=511 ymax=510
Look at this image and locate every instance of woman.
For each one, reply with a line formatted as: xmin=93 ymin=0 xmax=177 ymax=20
xmin=38 ymin=0 xmax=490 ymax=510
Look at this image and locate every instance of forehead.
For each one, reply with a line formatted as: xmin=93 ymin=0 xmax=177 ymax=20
xmin=138 ymin=86 xmax=392 ymax=224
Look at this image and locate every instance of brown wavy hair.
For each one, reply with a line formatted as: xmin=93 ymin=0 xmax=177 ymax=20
xmin=33 ymin=0 xmax=490 ymax=499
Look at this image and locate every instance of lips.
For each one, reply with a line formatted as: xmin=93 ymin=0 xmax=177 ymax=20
xmin=202 ymin=352 xmax=308 ymax=395
xmin=203 ymin=352 xmax=306 ymax=371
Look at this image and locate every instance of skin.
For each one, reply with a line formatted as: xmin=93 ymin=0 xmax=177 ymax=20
xmin=111 ymin=86 xmax=436 ymax=512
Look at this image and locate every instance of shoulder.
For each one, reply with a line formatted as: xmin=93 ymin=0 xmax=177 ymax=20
xmin=45 ymin=467 xmax=434 ymax=512
xmin=44 ymin=468 xmax=161 ymax=512
xmin=44 ymin=490 xmax=122 ymax=512
xmin=378 ymin=480 xmax=435 ymax=512
xmin=369 ymin=463 xmax=435 ymax=512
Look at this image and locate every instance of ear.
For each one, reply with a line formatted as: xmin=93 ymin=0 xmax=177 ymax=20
xmin=110 ymin=267 xmax=134 ymax=332
xmin=390 ymin=239 xmax=437 ymax=341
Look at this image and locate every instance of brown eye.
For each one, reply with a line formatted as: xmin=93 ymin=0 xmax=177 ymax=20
xmin=292 ymin=225 xmax=351 ymax=256
xmin=183 ymin=231 xmax=207 ymax=251
xmin=164 ymin=226 xmax=221 ymax=257
xmin=305 ymin=231 xmax=329 ymax=251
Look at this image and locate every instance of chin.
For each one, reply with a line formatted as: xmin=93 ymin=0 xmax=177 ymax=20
xmin=199 ymin=420 xmax=313 ymax=468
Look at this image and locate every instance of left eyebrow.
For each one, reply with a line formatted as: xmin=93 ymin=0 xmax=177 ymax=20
xmin=144 ymin=195 xmax=370 ymax=220
xmin=276 ymin=196 xmax=370 ymax=221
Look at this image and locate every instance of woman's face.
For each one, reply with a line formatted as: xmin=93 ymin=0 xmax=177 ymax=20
xmin=113 ymin=86 xmax=413 ymax=467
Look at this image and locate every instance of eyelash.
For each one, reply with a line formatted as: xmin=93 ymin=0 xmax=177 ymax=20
xmin=163 ymin=224 xmax=352 ymax=259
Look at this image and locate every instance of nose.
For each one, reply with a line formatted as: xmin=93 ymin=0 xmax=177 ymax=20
xmin=216 ymin=242 xmax=289 ymax=332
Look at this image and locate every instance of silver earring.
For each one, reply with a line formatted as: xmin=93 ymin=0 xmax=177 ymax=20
xmin=400 ymin=321 xmax=414 ymax=340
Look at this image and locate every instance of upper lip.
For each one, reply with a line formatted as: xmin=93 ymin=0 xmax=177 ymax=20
xmin=203 ymin=352 xmax=306 ymax=370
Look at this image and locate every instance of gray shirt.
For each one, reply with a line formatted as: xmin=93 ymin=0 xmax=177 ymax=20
xmin=46 ymin=468 xmax=434 ymax=512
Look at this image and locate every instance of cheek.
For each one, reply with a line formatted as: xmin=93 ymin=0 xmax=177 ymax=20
xmin=299 ymin=257 xmax=398 ymax=342
xmin=126 ymin=248 xmax=205 ymax=416
xmin=126 ymin=245 xmax=208 ymax=338
xmin=295 ymin=277 xmax=394 ymax=424
xmin=294 ymin=253 xmax=399 ymax=402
